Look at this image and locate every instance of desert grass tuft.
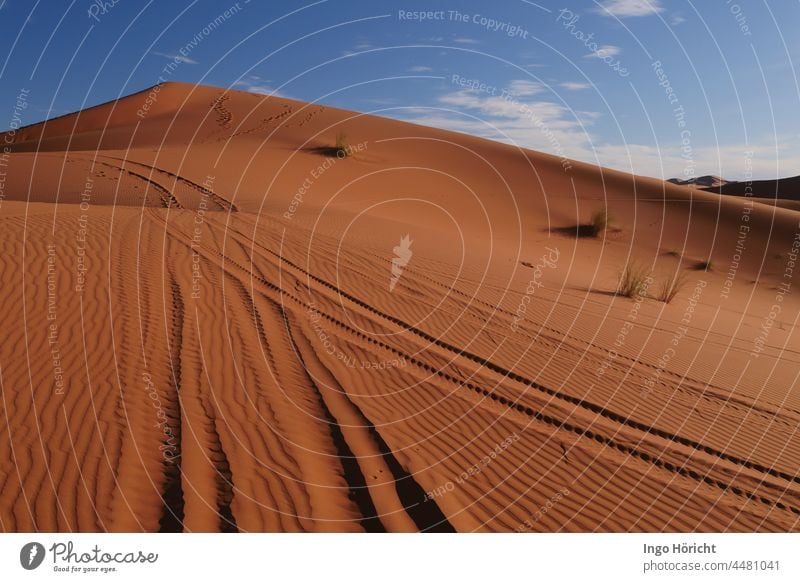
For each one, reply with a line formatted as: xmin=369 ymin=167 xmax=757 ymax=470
xmin=590 ymin=208 xmax=610 ymax=237
xmin=335 ymin=132 xmax=350 ymax=157
xmin=693 ymin=258 xmax=713 ymax=271
xmin=618 ymin=262 xmax=651 ymax=298
xmin=657 ymin=270 xmax=687 ymax=303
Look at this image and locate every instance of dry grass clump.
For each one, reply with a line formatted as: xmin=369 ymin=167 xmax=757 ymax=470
xmin=657 ymin=270 xmax=688 ymax=303
xmin=335 ymin=132 xmax=350 ymax=157
xmin=693 ymin=258 xmax=713 ymax=271
xmin=590 ymin=208 xmax=610 ymax=237
xmin=618 ymin=262 xmax=651 ymax=298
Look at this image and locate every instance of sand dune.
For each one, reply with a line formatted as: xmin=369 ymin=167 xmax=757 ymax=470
xmin=0 ymin=82 xmax=797 ymax=532
xmin=703 ymin=175 xmax=800 ymax=212
xmin=668 ymin=175 xmax=730 ymax=189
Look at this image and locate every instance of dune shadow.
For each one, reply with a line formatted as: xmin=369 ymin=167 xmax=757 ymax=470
xmin=549 ymin=224 xmax=598 ymax=238
xmin=304 ymin=145 xmax=346 ymax=158
xmin=691 ymin=261 xmax=713 ymax=271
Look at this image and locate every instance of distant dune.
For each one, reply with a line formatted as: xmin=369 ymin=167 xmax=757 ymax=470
xmin=701 ymin=175 xmax=800 ymax=211
xmin=0 ymin=82 xmax=798 ymax=532
xmin=667 ymin=175 xmax=730 ymax=188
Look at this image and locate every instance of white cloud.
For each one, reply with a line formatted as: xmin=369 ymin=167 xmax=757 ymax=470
xmin=152 ymin=51 xmax=197 ymax=65
xmin=393 ymin=84 xmax=797 ymax=181
xmin=453 ymin=37 xmax=480 ymax=45
xmin=398 ymin=82 xmax=594 ymax=162
xmin=593 ymin=140 xmax=800 ymax=181
xmin=438 ymin=92 xmax=576 ymax=130
xmin=585 ymin=45 xmax=621 ymax=58
xmin=671 ymin=14 xmax=686 ymax=26
xmin=560 ymin=82 xmax=592 ymax=90
xmin=409 ymin=66 xmax=434 ymax=73
xmin=507 ymin=79 xmax=544 ymax=96
xmin=233 ymin=76 xmax=283 ymax=97
xmin=597 ymin=0 xmax=664 ymax=17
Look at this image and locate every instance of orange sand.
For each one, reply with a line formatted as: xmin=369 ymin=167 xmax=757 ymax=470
xmin=0 ymin=82 xmax=797 ymax=532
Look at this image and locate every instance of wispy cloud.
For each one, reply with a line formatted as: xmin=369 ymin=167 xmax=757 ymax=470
xmin=398 ymin=81 xmax=594 ymax=161
xmin=233 ymin=76 xmax=283 ymax=97
xmin=453 ymin=37 xmax=480 ymax=45
xmin=597 ymin=0 xmax=664 ymax=17
xmin=341 ymin=40 xmax=375 ymax=57
xmin=507 ymin=80 xmax=544 ymax=96
xmin=592 ymin=140 xmax=799 ymax=181
xmin=585 ymin=45 xmax=621 ymax=58
xmin=152 ymin=51 xmax=197 ymax=65
xmin=409 ymin=66 xmax=434 ymax=73
xmin=560 ymin=81 xmax=592 ymax=90
xmin=670 ymin=14 xmax=686 ymax=26
xmin=393 ymin=82 xmax=796 ymax=180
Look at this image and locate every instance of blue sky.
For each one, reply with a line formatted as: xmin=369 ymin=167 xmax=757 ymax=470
xmin=0 ymin=0 xmax=797 ymax=180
